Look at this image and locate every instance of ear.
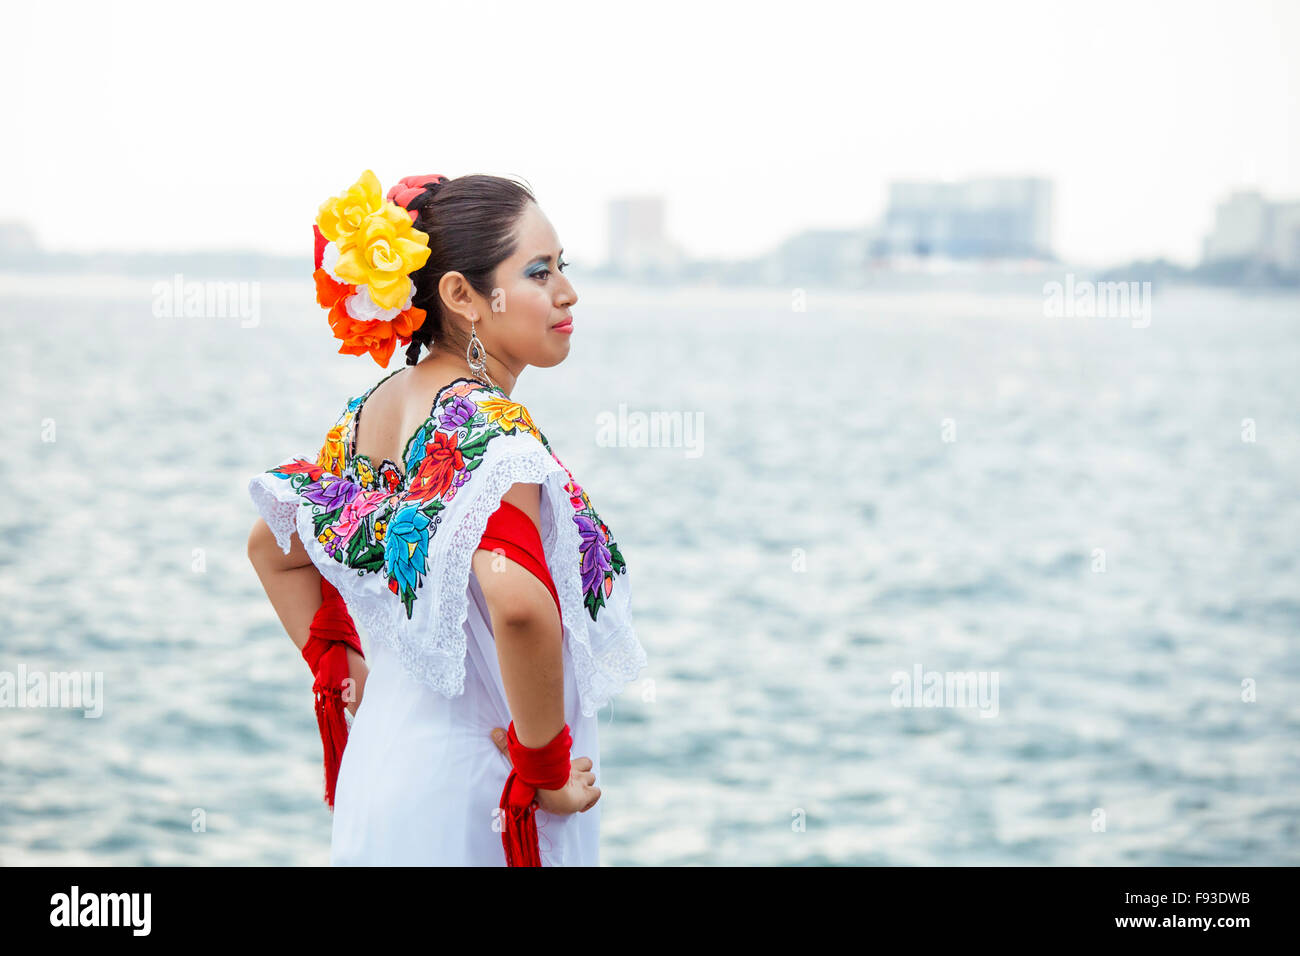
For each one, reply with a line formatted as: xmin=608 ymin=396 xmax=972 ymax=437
xmin=437 ymin=270 xmax=477 ymax=325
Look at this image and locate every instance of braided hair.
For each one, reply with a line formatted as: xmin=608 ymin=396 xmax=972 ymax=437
xmin=391 ymin=174 xmax=538 ymax=366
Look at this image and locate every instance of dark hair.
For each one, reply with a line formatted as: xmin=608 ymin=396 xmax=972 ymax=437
xmin=399 ymin=174 xmax=537 ymax=366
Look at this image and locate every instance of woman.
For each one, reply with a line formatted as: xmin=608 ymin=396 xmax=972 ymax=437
xmin=245 ymin=170 xmax=646 ymax=866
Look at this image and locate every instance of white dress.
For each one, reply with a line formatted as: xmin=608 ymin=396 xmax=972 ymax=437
xmin=248 ymin=371 xmax=646 ymax=866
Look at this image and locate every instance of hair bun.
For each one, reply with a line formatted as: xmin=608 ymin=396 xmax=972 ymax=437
xmin=387 ymin=174 xmax=450 ymax=220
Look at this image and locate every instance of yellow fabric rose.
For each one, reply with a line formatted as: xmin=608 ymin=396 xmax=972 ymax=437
xmin=333 ymin=202 xmax=432 ymax=310
xmin=317 ymin=170 xmax=384 ymax=250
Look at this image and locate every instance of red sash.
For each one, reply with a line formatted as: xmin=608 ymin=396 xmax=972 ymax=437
xmin=499 ymin=720 xmax=573 ymax=866
xmin=479 ymin=500 xmax=561 ymax=619
xmin=300 ymin=576 xmax=364 ymax=809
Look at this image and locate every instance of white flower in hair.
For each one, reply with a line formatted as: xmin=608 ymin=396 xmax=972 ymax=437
xmin=321 ymin=241 xmax=343 ymax=284
xmin=345 ymin=282 xmax=415 ymax=323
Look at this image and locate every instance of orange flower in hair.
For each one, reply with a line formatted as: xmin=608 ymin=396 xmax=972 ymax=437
xmin=326 ymin=301 xmax=426 ymax=368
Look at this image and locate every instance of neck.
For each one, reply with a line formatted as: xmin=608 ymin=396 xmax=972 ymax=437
xmin=422 ymin=346 xmax=517 ymax=398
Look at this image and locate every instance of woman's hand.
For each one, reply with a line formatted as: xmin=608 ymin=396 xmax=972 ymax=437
xmin=344 ymin=646 xmax=367 ymax=716
xmin=491 ymin=727 xmax=601 ymax=814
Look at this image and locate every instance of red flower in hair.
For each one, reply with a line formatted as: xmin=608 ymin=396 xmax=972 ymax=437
xmin=386 ymin=174 xmax=449 ymax=222
xmin=313 ymin=223 xmax=328 ymax=270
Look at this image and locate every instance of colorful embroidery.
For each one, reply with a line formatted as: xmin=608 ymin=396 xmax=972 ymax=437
xmin=264 ymin=376 xmax=627 ymax=622
xmin=548 ymin=455 xmax=626 ymax=621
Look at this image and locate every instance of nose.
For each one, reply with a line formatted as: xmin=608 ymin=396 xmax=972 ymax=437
xmin=557 ymin=272 xmax=577 ymax=308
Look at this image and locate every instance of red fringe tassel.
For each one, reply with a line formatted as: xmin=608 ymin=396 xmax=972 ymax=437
xmin=301 ymin=577 xmax=365 ymax=810
xmin=498 ymin=721 xmax=572 ymax=866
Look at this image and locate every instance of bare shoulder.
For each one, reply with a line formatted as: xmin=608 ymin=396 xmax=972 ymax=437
xmin=499 ymin=482 xmax=543 ymax=532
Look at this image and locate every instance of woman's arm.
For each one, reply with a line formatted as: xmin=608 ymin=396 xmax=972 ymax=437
xmin=246 ymin=518 xmax=368 ymax=715
xmin=478 ymin=485 xmax=600 ymax=815
xmin=473 ymin=482 xmax=564 ymax=748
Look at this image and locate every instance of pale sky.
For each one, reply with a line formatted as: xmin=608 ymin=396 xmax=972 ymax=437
xmin=3 ymin=0 xmax=1297 ymax=267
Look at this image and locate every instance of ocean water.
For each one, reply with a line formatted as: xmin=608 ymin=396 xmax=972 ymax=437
xmin=1 ymin=274 xmax=1297 ymax=866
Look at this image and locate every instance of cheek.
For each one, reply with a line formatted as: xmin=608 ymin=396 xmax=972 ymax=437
xmin=509 ymin=282 xmax=553 ymax=326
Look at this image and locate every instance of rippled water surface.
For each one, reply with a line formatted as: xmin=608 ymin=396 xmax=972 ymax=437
xmin=1 ymin=276 xmax=1297 ymax=865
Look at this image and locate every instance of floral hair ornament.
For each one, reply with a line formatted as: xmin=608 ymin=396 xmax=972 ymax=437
xmin=387 ymin=173 xmax=450 ymax=217
xmin=312 ymin=170 xmax=438 ymax=367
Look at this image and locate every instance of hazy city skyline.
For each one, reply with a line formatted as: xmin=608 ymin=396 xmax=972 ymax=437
xmin=3 ymin=0 xmax=1297 ymax=268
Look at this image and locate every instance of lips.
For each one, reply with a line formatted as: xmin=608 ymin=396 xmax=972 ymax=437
xmin=552 ymin=316 xmax=574 ymax=331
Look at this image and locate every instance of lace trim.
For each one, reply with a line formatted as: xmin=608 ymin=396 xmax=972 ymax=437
xmin=420 ymin=436 xmax=646 ymax=718
xmin=248 ymin=469 xmax=380 ymax=607
xmin=574 ymin=614 xmax=646 ymax=718
xmin=248 ymin=476 xmax=304 ymax=555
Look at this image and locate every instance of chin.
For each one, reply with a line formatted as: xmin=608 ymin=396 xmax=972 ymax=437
xmin=530 ymin=342 xmax=571 ymax=369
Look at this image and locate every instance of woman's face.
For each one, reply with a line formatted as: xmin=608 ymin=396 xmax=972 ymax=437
xmin=478 ymin=201 xmax=578 ymax=373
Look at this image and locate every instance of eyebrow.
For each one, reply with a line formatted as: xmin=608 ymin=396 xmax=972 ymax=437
xmin=526 ymin=248 xmax=564 ymax=265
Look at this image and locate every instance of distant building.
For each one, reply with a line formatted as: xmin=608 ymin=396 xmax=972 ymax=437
xmin=757 ymin=228 xmax=870 ymax=286
xmin=1275 ymin=203 xmax=1300 ymax=272
xmin=876 ymin=177 xmax=1054 ymax=260
xmin=606 ymin=196 xmax=684 ymax=278
xmin=0 ymin=221 xmax=39 ymax=257
xmin=1203 ymin=190 xmax=1300 ymax=272
xmin=1202 ymin=190 xmax=1271 ymax=261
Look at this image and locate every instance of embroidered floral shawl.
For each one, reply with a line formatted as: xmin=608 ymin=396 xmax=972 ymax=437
xmin=248 ymin=371 xmax=646 ymax=717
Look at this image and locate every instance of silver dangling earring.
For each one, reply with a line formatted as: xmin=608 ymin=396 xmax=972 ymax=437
xmin=465 ymin=317 xmax=495 ymax=388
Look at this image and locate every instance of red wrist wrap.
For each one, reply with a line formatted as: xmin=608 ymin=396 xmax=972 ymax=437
xmin=499 ymin=720 xmax=572 ymax=866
